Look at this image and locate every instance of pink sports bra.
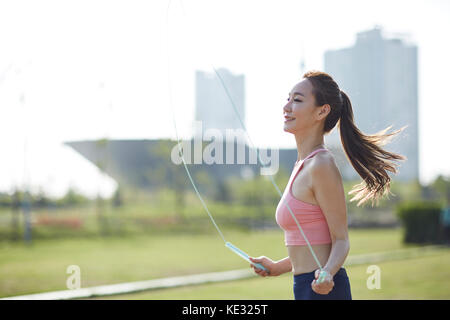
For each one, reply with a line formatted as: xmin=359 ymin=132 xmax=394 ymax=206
xmin=275 ymin=148 xmax=332 ymax=246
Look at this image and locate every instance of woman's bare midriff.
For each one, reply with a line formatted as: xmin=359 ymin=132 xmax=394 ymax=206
xmin=288 ymin=243 xmax=332 ymax=275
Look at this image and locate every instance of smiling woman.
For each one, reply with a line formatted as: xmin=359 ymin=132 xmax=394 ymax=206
xmin=285 ymin=71 xmax=406 ymax=206
xmin=249 ymin=70 xmax=406 ymax=300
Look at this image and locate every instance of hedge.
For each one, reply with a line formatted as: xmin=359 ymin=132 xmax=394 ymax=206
xmin=396 ymin=201 xmax=444 ymax=244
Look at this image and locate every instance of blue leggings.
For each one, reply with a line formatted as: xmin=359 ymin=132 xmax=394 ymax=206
xmin=293 ymin=267 xmax=352 ymax=300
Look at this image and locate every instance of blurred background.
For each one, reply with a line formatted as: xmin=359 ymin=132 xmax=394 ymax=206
xmin=0 ymin=0 xmax=449 ymax=299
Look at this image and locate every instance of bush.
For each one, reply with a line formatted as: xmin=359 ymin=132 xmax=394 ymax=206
xmin=396 ymin=201 xmax=444 ymax=244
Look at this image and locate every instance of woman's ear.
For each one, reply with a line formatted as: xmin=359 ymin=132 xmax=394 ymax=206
xmin=317 ymin=104 xmax=331 ymax=120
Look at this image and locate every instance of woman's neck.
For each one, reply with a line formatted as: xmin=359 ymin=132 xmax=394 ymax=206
xmin=294 ymin=132 xmax=325 ymax=163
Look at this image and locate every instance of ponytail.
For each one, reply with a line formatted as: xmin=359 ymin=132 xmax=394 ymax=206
xmin=302 ymin=71 xmax=406 ymax=206
xmin=339 ymin=89 xmax=406 ymax=206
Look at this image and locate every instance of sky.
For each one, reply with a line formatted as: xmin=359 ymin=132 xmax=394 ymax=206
xmin=0 ymin=0 xmax=449 ymax=198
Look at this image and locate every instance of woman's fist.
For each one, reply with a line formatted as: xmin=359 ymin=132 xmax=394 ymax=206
xmin=311 ymin=269 xmax=334 ymax=295
xmin=248 ymin=256 xmax=277 ymax=277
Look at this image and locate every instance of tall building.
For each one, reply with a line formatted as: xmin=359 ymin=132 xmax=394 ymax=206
xmin=195 ymin=68 xmax=246 ymax=143
xmin=324 ymin=26 xmax=419 ymax=181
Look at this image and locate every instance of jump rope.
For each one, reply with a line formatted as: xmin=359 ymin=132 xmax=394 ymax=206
xmin=165 ymin=0 xmax=328 ymax=283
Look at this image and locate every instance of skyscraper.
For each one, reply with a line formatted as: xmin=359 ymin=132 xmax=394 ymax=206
xmin=324 ymin=26 xmax=419 ymax=181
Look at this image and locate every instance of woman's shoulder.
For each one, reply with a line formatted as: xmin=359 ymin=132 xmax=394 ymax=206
xmin=308 ymin=150 xmax=341 ymax=179
xmin=309 ymin=149 xmax=335 ymax=166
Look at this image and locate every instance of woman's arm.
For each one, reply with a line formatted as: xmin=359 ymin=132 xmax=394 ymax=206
xmin=275 ymin=256 xmax=293 ymax=275
xmin=322 ymin=239 xmax=350 ymax=276
xmin=249 ymin=256 xmax=292 ymax=277
xmin=309 ymin=154 xmax=350 ymax=293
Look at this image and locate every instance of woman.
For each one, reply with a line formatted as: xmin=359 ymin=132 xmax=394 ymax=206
xmin=249 ymin=70 xmax=405 ymax=300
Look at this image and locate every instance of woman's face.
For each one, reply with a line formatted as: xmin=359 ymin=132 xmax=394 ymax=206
xmin=283 ymin=79 xmax=318 ymax=134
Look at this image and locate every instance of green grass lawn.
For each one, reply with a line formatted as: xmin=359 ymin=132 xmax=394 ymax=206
xmin=99 ymin=250 xmax=450 ymax=300
xmin=0 ymin=227 xmax=446 ymax=299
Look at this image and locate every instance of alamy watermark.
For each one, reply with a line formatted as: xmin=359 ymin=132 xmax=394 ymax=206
xmin=171 ymin=121 xmax=279 ymax=175
xmin=66 ymin=265 xmax=81 ymax=290
xmin=366 ymin=265 xmax=381 ymax=290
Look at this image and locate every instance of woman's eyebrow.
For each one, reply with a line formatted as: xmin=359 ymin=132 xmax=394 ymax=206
xmin=289 ymin=91 xmax=305 ymax=97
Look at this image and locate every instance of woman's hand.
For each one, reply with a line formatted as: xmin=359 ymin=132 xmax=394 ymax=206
xmin=311 ymin=269 xmax=334 ymax=295
xmin=249 ymin=256 xmax=280 ymax=277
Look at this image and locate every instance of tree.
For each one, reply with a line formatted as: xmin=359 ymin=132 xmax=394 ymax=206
xmin=10 ymin=189 xmax=21 ymax=241
xmin=112 ymin=186 xmax=124 ymax=208
xmin=146 ymin=140 xmax=189 ymax=222
xmin=431 ymin=175 xmax=450 ymax=205
xmin=95 ymin=138 xmax=110 ymax=236
xmin=214 ymin=180 xmax=231 ymax=203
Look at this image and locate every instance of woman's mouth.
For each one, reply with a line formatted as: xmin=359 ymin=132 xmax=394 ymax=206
xmin=284 ymin=116 xmax=296 ymax=123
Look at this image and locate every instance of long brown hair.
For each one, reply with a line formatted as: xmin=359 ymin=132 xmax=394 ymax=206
xmin=303 ymin=70 xmax=406 ymax=206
